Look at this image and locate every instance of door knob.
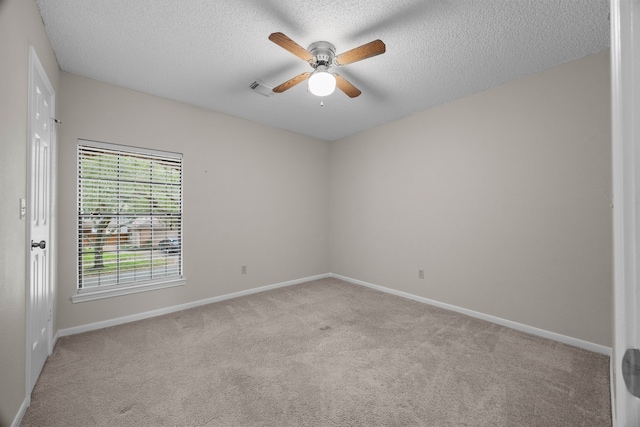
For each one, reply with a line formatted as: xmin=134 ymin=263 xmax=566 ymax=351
xmin=623 ymin=348 xmax=640 ymax=398
xmin=31 ymin=240 xmax=46 ymax=250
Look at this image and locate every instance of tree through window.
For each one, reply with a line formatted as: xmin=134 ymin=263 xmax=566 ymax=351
xmin=77 ymin=140 xmax=183 ymax=291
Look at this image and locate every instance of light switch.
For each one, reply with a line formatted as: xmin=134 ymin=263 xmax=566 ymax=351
xmin=20 ymin=198 xmax=26 ymax=219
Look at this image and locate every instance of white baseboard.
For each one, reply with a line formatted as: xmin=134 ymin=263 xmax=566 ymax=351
xmin=55 ymin=271 xmax=612 ymax=357
xmin=330 ymin=273 xmax=612 ymax=356
xmin=57 ymin=273 xmax=330 ymax=338
xmin=11 ymin=395 xmax=29 ymax=427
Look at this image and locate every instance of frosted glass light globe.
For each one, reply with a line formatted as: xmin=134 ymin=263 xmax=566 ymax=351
xmin=308 ymin=69 xmax=336 ymax=97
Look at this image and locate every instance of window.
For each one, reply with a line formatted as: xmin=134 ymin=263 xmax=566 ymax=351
xmin=74 ymin=140 xmax=184 ymax=302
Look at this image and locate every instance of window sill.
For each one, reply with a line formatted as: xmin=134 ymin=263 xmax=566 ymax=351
xmin=71 ymin=277 xmax=186 ymax=303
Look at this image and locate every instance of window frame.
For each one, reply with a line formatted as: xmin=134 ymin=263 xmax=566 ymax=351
xmin=72 ymin=139 xmax=185 ymax=303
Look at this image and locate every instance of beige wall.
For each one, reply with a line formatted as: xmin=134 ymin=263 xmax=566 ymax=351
xmin=56 ymin=72 xmax=330 ymax=330
xmin=330 ymin=51 xmax=612 ymax=347
xmin=0 ymin=0 xmax=60 ymax=425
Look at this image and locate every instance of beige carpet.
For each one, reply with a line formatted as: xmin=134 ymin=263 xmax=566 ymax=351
xmin=21 ymin=278 xmax=611 ymax=426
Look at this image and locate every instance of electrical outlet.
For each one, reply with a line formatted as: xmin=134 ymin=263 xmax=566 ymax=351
xmin=241 ymin=265 xmax=247 ymax=274
xmin=418 ymin=269 xmax=424 ymax=279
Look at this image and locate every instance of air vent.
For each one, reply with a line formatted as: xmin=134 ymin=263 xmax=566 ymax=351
xmin=249 ymin=79 xmax=274 ymax=97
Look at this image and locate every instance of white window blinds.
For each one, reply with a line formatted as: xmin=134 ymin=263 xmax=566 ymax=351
xmin=77 ymin=140 xmax=183 ymax=291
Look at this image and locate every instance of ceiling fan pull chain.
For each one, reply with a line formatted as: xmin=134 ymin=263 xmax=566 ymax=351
xmin=320 ymin=97 xmax=324 ymax=107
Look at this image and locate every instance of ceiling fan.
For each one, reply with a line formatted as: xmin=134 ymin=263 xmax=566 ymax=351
xmin=268 ymin=32 xmax=386 ymax=99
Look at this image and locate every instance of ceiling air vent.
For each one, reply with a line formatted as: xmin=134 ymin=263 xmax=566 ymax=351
xmin=249 ymin=79 xmax=274 ymax=97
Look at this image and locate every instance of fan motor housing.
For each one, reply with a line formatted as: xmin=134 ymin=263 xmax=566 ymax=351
xmin=308 ymin=41 xmax=336 ymax=67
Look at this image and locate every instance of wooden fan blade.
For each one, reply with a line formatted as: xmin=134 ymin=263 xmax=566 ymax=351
xmin=334 ymin=74 xmax=361 ymax=98
xmin=273 ymin=72 xmax=311 ymax=93
xmin=269 ymin=32 xmax=314 ymax=62
xmin=336 ymin=39 xmax=386 ymax=66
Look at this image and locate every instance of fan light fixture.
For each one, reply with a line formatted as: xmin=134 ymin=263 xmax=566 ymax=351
xmin=308 ymin=65 xmax=336 ymax=97
xmin=269 ymin=33 xmax=385 ymax=99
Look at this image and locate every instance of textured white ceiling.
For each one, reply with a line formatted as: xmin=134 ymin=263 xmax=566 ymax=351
xmin=36 ymin=0 xmax=609 ymax=141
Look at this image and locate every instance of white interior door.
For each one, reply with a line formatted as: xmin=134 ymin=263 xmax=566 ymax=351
xmin=612 ymin=0 xmax=640 ymax=425
xmin=27 ymin=46 xmax=54 ymax=393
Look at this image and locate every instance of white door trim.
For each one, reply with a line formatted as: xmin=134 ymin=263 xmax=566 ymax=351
xmin=26 ymin=45 xmax=56 ymax=398
xmin=611 ymin=0 xmax=640 ymax=425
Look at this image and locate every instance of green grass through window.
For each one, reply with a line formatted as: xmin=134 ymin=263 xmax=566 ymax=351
xmin=82 ymin=251 xmax=174 ymax=276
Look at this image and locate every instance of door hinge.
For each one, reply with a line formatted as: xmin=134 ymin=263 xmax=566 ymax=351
xmin=48 ymin=308 xmax=52 ymax=322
